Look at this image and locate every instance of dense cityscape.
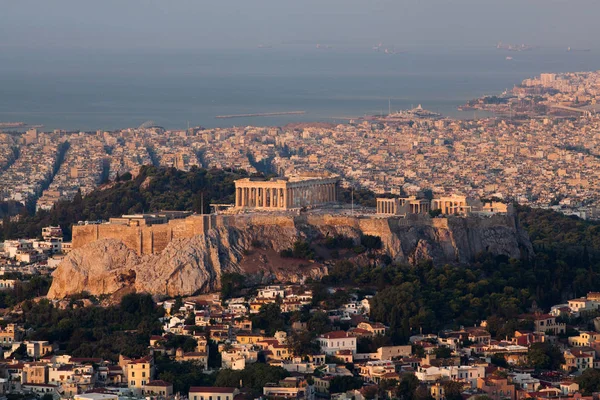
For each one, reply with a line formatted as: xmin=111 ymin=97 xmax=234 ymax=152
xmin=3 ymin=70 xmax=600 ymax=220
xmin=0 ymin=68 xmax=599 ymax=400
xmin=2 ymin=1 xmax=600 ymax=400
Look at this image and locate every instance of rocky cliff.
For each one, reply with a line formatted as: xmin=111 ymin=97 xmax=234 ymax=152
xmin=47 ymin=214 xmax=533 ymax=299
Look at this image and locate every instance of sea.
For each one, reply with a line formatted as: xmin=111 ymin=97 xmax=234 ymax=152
xmin=1 ymin=45 xmax=600 ymax=131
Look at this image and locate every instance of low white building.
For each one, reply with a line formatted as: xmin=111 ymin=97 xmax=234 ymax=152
xmin=258 ymin=286 xmax=286 ymax=299
xmin=416 ymin=365 xmax=486 ymax=388
xmin=317 ymin=331 xmax=356 ymax=355
xmin=510 ymin=373 xmax=541 ymax=392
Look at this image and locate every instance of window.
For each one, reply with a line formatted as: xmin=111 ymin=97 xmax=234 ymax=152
xmin=131 ymin=372 xmax=135 ymax=377
xmin=142 ymin=372 xmax=146 ymax=378
xmin=131 ymin=380 xmax=135 ymax=386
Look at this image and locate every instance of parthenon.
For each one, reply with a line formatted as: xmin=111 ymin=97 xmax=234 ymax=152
xmin=234 ymin=175 xmax=339 ymax=210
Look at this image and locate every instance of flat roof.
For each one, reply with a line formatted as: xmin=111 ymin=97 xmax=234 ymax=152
xmin=75 ymin=394 xmax=118 ymax=400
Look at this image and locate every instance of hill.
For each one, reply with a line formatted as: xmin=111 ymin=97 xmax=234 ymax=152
xmin=0 ymin=166 xmax=252 ymax=240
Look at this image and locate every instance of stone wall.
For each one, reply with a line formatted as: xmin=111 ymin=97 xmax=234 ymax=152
xmin=72 ymin=212 xmax=518 ymax=256
xmin=72 ymin=215 xmax=213 ymax=255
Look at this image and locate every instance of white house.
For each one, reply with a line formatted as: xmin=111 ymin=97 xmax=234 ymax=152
xmin=317 ymin=331 xmax=356 ymax=355
xmin=258 ymin=286 xmax=285 ymax=299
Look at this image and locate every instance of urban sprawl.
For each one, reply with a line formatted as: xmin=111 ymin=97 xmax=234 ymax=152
xmin=3 ymin=72 xmax=600 ymax=220
xmin=1 ymin=71 xmax=600 ymax=400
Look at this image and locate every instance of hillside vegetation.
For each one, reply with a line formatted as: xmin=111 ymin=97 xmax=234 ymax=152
xmin=0 ymin=166 xmax=252 ymax=240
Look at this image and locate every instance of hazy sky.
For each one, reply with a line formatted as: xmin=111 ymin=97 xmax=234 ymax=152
xmin=1 ymin=0 xmax=599 ymax=51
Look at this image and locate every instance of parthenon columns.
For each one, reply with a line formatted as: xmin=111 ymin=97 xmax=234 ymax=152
xmin=234 ymin=179 xmax=338 ymax=210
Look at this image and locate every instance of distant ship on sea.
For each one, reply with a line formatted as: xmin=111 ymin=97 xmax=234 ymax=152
xmin=372 ymin=43 xmax=405 ymax=55
xmin=567 ymin=47 xmax=591 ymax=52
xmin=386 ymin=104 xmax=442 ymax=119
xmin=316 ymin=43 xmax=333 ymax=49
xmin=497 ymin=41 xmax=533 ymax=52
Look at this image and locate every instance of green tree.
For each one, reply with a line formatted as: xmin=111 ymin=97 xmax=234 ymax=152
xmin=575 ymin=369 xmax=600 ymax=394
xmin=251 ymin=303 xmax=285 ymax=336
xmin=443 ymin=381 xmax=464 ymax=400
xmin=396 ymin=374 xmax=420 ymax=400
xmin=329 ymin=376 xmax=363 ymax=393
xmin=214 ymin=364 xmax=289 ymax=396
xmin=220 ymin=273 xmax=246 ymax=300
xmin=527 ymin=342 xmax=564 ymax=370
xmin=362 ymin=385 xmax=378 ymax=400
xmin=287 ymin=331 xmax=320 ymax=357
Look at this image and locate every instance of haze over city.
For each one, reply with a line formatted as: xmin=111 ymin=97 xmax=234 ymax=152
xmin=2 ymin=0 xmax=600 ymax=50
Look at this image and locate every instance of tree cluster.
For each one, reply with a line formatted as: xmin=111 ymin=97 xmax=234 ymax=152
xmin=18 ymin=293 xmax=163 ymax=361
xmin=0 ymin=166 xmax=252 ymax=241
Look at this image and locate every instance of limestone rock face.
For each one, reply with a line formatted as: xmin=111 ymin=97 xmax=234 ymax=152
xmin=48 ymin=214 xmax=533 ymax=299
xmin=47 ymin=239 xmax=141 ymax=299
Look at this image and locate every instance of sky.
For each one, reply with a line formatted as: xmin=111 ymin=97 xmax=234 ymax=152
xmin=1 ymin=0 xmax=599 ymax=51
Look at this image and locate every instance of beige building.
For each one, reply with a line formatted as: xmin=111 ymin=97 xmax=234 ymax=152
xmin=476 ymin=376 xmax=515 ymax=400
xmin=143 ymin=380 xmax=173 ymax=396
xmin=234 ymin=175 xmax=338 ymax=210
xmin=532 ymin=314 xmax=566 ymax=335
xmin=0 ymin=324 xmax=23 ymax=344
xmin=26 ymin=341 xmax=54 ymax=359
xmin=263 ymin=377 xmax=313 ymax=399
xmin=23 ymin=363 xmax=48 ymax=384
xmin=120 ymin=355 xmax=154 ymax=393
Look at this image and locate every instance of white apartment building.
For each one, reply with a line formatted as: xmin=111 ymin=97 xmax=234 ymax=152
xmin=317 ymin=331 xmax=356 ymax=355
